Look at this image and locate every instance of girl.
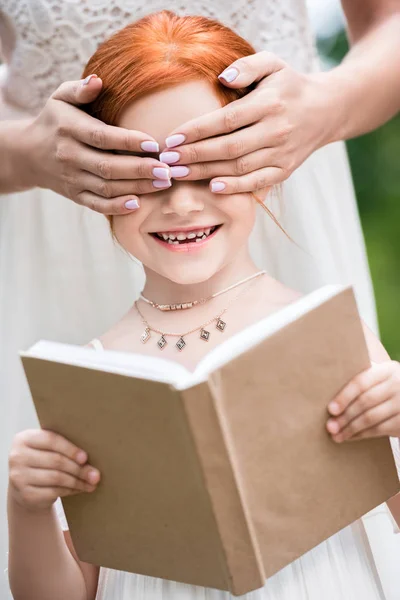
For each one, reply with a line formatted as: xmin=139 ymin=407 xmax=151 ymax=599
xmin=7 ymin=12 xmax=400 ymax=600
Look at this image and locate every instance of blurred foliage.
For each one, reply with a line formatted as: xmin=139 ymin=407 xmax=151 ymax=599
xmin=317 ymin=30 xmax=400 ymax=359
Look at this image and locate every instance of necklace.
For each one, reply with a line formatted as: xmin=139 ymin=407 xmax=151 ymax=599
xmin=135 ymin=272 xmax=265 ymax=351
xmin=139 ymin=270 xmax=266 ymax=311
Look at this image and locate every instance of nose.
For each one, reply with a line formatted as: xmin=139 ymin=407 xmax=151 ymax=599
xmin=161 ymin=181 xmax=204 ymax=217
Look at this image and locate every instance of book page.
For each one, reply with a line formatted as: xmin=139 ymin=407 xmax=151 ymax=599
xmin=22 ymin=341 xmax=191 ymax=386
xmin=178 ymin=284 xmax=344 ymax=389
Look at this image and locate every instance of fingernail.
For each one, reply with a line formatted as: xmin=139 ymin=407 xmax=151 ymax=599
xmin=141 ymin=141 xmax=159 ymax=153
xmin=159 ymin=151 xmax=180 ymax=164
xmin=125 ymin=198 xmax=140 ymax=209
xmin=218 ymin=67 xmax=239 ymax=83
xmin=153 ymin=180 xmax=172 ymax=189
xmin=328 ymin=401 xmax=340 ymax=415
xmin=81 ymin=74 xmax=98 ymax=86
xmin=152 ymin=167 xmax=170 ymax=180
xmin=171 ymin=166 xmax=190 ymax=178
xmin=76 ymin=450 xmax=87 ymax=464
xmin=165 ymin=134 xmax=186 ymax=148
xmin=327 ymin=419 xmax=339 ymax=434
xmin=88 ymin=470 xmax=99 ymax=484
xmin=211 ymin=181 xmax=226 ymax=192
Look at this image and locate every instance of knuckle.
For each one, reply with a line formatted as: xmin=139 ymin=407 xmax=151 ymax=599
xmin=97 ymin=160 xmax=112 ymax=179
xmin=55 ymin=144 xmax=70 ymax=164
xmin=234 ymin=156 xmax=250 ymax=176
xmin=255 ymin=175 xmax=269 ymax=189
xmin=98 ymin=181 xmax=112 ymax=199
xmin=276 ymin=121 xmax=293 ymax=142
xmin=224 ymin=109 xmax=240 ymax=133
xmin=226 ymin=138 xmax=244 ymax=159
xmin=197 ymin=162 xmax=211 ymax=179
xmin=136 ymin=159 xmax=150 ymax=179
xmin=8 ymin=449 xmax=21 ymax=469
xmin=192 ymin=121 xmax=204 ymax=140
xmin=55 ymin=124 xmax=70 ymax=139
xmin=187 ymin=145 xmax=200 ymax=163
xmin=53 ymin=453 xmax=65 ymax=470
xmin=21 ymin=488 xmax=36 ymax=505
xmin=90 ymin=127 xmax=107 ymax=149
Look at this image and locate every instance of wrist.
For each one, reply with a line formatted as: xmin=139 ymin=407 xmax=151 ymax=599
xmin=306 ymin=68 xmax=355 ymax=147
xmin=1 ymin=118 xmax=38 ymax=193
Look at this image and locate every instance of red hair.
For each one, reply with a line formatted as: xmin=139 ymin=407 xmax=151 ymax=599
xmin=82 ymin=10 xmax=256 ymax=125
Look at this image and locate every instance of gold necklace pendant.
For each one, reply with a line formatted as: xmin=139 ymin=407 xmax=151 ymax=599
xmin=141 ymin=328 xmax=151 ymax=343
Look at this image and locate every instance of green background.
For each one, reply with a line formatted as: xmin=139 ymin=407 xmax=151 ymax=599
xmin=318 ymin=30 xmax=400 ymax=359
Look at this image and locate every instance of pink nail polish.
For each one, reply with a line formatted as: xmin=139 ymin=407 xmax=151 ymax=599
xmin=328 ymin=401 xmax=340 ymax=414
xmin=141 ymin=141 xmax=159 ymax=153
xmin=125 ymin=198 xmax=140 ymax=209
xmin=81 ymin=74 xmax=98 ymax=86
xmin=211 ymin=181 xmax=226 ymax=192
xmin=159 ymin=151 xmax=180 ymax=164
xmin=153 ymin=180 xmax=172 ymax=189
xmin=152 ymin=167 xmax=170 ymax=180
xmin=170 ymin=166 xmax=190 ymax=178
xmin=165 ymin=134 xmax=186 ymax=148
xmin=218 ymin=67 xmax=239 ymax=83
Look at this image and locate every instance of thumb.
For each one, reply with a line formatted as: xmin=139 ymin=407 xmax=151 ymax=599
xmin=51 ymin=74 xmax=103 ymax=106
xmin=218 ymin=51 xmax=285 ymax=88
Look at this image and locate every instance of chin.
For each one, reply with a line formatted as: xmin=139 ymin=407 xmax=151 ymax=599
xmin=158 ymin=264 xmax=222 ymax=286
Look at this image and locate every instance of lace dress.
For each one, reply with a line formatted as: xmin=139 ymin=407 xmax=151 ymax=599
xmin=0 ymin=1 xmax=397 ymax=599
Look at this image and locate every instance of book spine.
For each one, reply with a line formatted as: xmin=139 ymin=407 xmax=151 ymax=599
xmin=180 ymin=376 xmax=265 ymax=596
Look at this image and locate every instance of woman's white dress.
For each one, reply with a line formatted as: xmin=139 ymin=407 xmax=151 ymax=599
xmin=0 ymin=1 xmax=398 ymax=599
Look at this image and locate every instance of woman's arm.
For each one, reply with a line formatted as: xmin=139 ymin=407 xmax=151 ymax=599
xmin=323 ymin=0 xmax=400 ymax=143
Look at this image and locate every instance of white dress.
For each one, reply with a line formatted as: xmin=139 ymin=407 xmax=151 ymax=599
xmin=0 ymin=1 xmax=397 ymax=599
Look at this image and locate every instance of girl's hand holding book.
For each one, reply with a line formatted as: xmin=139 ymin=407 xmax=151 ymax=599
xmin=326 ymin=361 xmax=400 ymax=442
xmin=8 ymin=429 xmax=100 ymax=511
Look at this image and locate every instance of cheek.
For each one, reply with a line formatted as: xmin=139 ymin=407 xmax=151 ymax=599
xmin=112 ymin=213 xmax=144 ymax=255
xmin=220 ymin=194 xmax=256 ymax=234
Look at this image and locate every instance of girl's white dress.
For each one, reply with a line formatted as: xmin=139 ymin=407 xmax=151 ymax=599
xmin=0 ymin=1 xmax=398 ymax=599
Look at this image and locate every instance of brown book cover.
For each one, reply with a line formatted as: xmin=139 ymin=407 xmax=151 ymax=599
xmin=21 ymin=286 xmax=400 ymax=596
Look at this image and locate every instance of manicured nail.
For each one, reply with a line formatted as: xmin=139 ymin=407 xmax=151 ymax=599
xmin=152 ymin=167 xmax=170 ymax=180
xmin=218 ymin=67 xmax=239 ymax=83
xmin=81 ymin=74 xmax=98 ymax=86
xmin=125 ymin=198 xmax=140 ymax=209
xmin=170 ymin=166 xmax=190 ymax=178
xmin=76 ymin=450 xmax=87 ymax=464
xmin=159 ymin=151 xmax=180 ymax=164
xmin=328 ymin=401 xmax=340 ymax=415
xmin=153 ymin=180 xmax=172 ymax=189
xmin=327 ymin=419 xmax=340 ymax=434
xmin=141 ymin=141 xmax=159 ymax=153
xmin=211 ymin=181 xmax=226 ymax=192
xmin=165 ymin=134 xmax=186 ymax=148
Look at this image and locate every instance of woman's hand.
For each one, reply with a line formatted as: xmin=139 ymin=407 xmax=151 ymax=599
xmin=161 ymin=51 xmax=333 ymax=194
xmin=8 ymin=429 xmax=100 ymax=512
xmin=20 ymin=75 xmax=171 ymax=214
xmin=326 ymin=361 xmax=400 ymax=442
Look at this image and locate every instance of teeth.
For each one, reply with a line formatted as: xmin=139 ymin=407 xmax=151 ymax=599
xmin=172 ymin=241 xmax=179 ymax=245
xmin=156 ymin=226 xmax=219 ymax=242
xmin=196 ymin=238 xmax=202 ymax=243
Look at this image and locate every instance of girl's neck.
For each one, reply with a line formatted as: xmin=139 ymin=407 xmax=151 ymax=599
xmin=142 ymin=251 xmax=260 ymax=305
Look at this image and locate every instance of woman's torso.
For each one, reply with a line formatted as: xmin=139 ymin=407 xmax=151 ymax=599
xmin=0 ymin=0 xmax=319 ymax=117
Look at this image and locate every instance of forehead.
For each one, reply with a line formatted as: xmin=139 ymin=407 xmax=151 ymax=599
xmin=117 ymin=79 xmax=222 ymax=146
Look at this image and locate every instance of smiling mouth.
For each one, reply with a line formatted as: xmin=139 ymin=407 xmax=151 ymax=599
xmin=149 ymin=225 xmax=222 ymax=245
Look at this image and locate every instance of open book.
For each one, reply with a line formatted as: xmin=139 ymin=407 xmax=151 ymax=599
xmin=21 ymin=285 xmax=400 ymax=595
